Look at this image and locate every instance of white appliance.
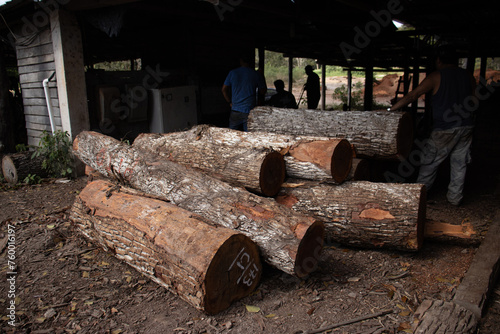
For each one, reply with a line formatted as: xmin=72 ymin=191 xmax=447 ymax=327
xmin=149 ymin=86 xmax=198 ymax=133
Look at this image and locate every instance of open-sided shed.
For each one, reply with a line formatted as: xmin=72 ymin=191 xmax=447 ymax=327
xmin=1 ymin=0 xmax=500 ymax=150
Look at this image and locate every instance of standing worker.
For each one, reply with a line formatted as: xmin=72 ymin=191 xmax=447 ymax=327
xmin=390 ymin=45 xmax=476 ymax=206
xmin=222 ymin=55 xmax=267 ymax=131
xmin=304 ymin=65 xmax=321 ymax=109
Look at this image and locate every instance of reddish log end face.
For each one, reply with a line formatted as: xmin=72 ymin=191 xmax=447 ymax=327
xmin=294 ymin=220 xmax=325 ymax=278
xmin=204 ymin=234 xmax=262 ymax=314
xmin=331 ymin=139 xmax=354 ymax=183
xmin=259 ymin=151 xmax=286 ymax=197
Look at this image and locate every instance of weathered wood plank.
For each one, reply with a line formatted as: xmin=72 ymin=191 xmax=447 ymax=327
xmin=453 ymin=213 xmax=500 ymax=317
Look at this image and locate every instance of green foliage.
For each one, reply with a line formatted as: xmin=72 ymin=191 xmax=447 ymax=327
xmin=332 ymin=83 xmax=364 ymax=110
xmin=32 ymin=130 xmax=74 ymax=178
xmin=23 ymin=174 xmax=42 ymax=185
xmin=15 ymin=143 xmax=29 ymax=152
xmin=331 ymin=82 xmax=390 ymax=110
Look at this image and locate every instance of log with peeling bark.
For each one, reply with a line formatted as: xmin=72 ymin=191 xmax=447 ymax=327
xmin=73 ymin=131 xmax=325 ymax=277
xmin=133 ymin=128 xmax=286 ymax=197
xmin=70 ymin=179 xmax=261 ymax=314
xmin=137 ymin=125 xmax=352 ymax=183
xmin=276 ymin=180 xmax=426 ymax=251
xmin=2 ymin=151 xmax=47 ymax=184
xmin=248 ymin=106 xmax=413 ymax=159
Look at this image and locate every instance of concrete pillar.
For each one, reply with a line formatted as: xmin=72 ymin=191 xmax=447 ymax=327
xmin=50 ymin=9 xmax=89 ymax=141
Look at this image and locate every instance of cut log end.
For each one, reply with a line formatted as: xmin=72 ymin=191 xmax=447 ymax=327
xmin=397 ymin=112 xmax=414 ymax=159
xmin=294 ymin=220 xmax=325 ymax=278
xmin=259 ymin=151 xmax=286 ymax=197
xmin=205 ymin=234 xmax=262 ymax=314
xmin=2 ymin=155 xmax=18 ymax=184
xmin=331 ymin=139 xmax=353 ymax=183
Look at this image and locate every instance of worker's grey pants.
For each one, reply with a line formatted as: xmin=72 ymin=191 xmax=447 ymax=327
xmin=416 ymin=126 xmax=473 ymax=205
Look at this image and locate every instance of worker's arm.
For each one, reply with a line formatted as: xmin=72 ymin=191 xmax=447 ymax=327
xmin=390 ymin=72 xmax=438 ymax=111
xmin=221 ymin=84 xmax=232 ymax=107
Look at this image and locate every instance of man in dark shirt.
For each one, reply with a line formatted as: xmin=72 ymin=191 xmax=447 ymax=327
xmin=267 ymin=80 xmax=297 ymax=109
xmin=391 ymin=45 xmax=476 ymax=205
xmin=304 ymin=65 xmax=321 ymax=109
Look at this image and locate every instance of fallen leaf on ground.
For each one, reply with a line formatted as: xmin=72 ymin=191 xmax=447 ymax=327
xmin=245 ymin=304 xmax=260 ymax=313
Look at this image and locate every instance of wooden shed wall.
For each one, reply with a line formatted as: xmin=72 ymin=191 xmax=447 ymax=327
xmin=15 ymin=27 xmax=61 ymax=146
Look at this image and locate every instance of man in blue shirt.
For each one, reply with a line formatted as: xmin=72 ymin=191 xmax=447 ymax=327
xmin=222 ymin=55 xmax=267 ymax=131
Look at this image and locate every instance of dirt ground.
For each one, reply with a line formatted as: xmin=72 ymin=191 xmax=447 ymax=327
xmin=1 ymin=161 xmax=499 ymax=334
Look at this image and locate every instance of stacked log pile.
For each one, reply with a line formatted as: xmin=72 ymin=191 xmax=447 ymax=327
xmin=69 ymin=108 xmax=426 ymax=313
xmin=72 ymin=131 xmax=325 ymax=279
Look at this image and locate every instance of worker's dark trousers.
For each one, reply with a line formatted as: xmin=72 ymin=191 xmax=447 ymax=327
xmin=416 ymin=126 xmax=473 ymax=205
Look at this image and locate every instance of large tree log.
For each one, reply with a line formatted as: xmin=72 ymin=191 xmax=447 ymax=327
xmin=70 ymin=179 xmax=261 ymax=314
xmin=276 ymin=180 xmax=426 ymax=251
xmin=73 ymin=131 xmax=325 ymax=277
xmin=137 ymin=125 xmax=352 ymax=183
xmin=133 ymin=129 xmax=286 ymax=197
xmin=248 ymin=106 xmax=413 ymax=160
xmin=2 ymin=151 xmax=48 ymax=184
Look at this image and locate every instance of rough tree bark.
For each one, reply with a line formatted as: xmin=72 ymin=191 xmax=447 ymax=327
xmin=73 ymin=131 xmax=325 ymax=277
xmin=276 ymin=180 xmax=426 ymax=251
xmin=133 ymin=129 xmax=286 ymax=197
xmin=2 ymin=152 xmax=47 ymax=184
xmin=70 ymin=179 xmax=262 ymax=314
xmin=138 ymin=125 xmax=352 ymax=183
xmin=248 ymin=106 xmax=413 ymax=159
xmin=412 ymin=300 xmax=478 ymax=334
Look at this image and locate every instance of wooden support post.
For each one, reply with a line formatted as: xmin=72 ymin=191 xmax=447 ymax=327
xmin=480 ymin=56 xmax=487 ymax=81
xmin=347 ymin=68 xmax=352 ymax=110
xmin=364 ymin=63 xmax=373 ymax=111
xmin=50 ymin=9 xmax=90 ymax=141
xmin=321 ymin=63 xmax=326 ymax=110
